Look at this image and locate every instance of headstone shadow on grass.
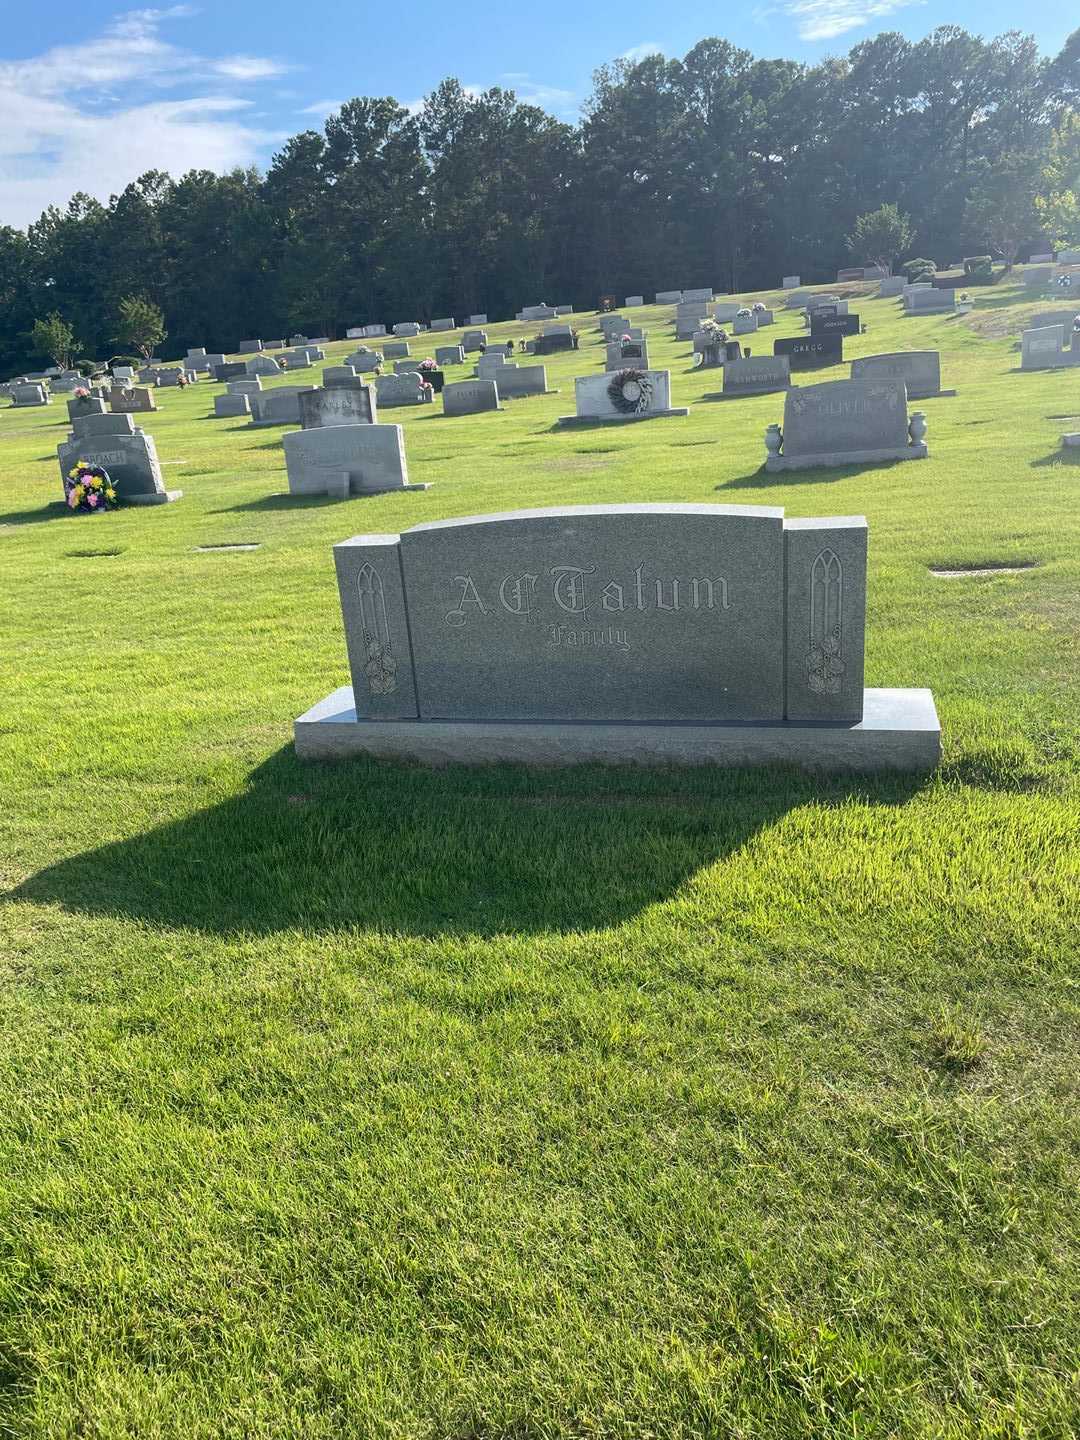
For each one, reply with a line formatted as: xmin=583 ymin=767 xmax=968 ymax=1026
xmin=10 ymin=746 xmax=925 ymax=940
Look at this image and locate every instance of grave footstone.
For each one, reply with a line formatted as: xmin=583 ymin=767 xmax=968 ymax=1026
xmin=295 ymin=503 xmax=940 ymax=772
xmin=283 ymin=423 xmax=429 ymax=497
xmin=765 ymin=379 xmax=927 ymax=471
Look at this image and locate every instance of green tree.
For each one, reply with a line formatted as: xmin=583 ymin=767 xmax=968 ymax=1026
xmin=846 ymin=202 xmax=914 ymax=270
xmin=30 ymin=311 xmax=78 ymax=368
xmin=115 ymin=294 xmax=166 ymax=361
xmin=967 ymin=150 xmax=1044 ymax=266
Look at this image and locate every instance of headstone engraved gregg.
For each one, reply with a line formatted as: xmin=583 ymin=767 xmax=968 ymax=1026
xmin=766 ymin=379 xmax=928 ymax=471
xmin=296 ymin=504 xmax=940 ymax=772
xmin=773 ymin=334 xmax=843 ymax=369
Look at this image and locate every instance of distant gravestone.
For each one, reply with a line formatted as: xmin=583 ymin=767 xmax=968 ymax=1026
xmin=468 ymin=314 xmax=488 ymax=325
xmin=878 ymin=276 xmax=906 ymax=297
xmin=237 ymin=340 xmax=263 ymax=354
xmin=324 ymin=366 xmax=364 ymax=389
xmin=837 ymin=267 xmax=864 ymax=283
xmin=443 ymin=380 xmax=501 ymax=417
xmin=394 ymin=359 xmax=423 ymax=375
xmin=11 ymin=384 xmax=50 ymax=406
xmin=655 ymin=290 xmax=683 ymax=304
xmin=773 ymin=334 xmax=843 ymax=369
xmin=110 ymin=387 xmax=157 ymax=413
xmin=492 ymin=365 xmax=551 ymax=398
xmin=69 ymin=413 xmax=137 ymax=441
xmin=733 ymin=314 xmax=758 ymax=336
xmin=718 ymin=356 xmax=792 ymax=398
xmin=782 ymin=275 xmax=800 ymax=289
xmin=430 ymin=318 xmax=455 ymax=332
xmin=383 ymin=341 xmax=411 ymax=359
xmin=67 ymin=394 xmax=106 ymax=420
xmin=558 ymin=370 xmax=687 ymax=427
xmin=624 ymin=295 xmax=644 ymax=307
xmin=904 ymin=288 xmax=956 ymax=315
xmin=811 ymin=313 xmax=860 ymax=337
xmin=249 ymin=386 xmax=317 ymax=427
xmin=765 ymin=380 xmax=927 ymax=471
xmin=57 ymin=427 xmax=179 ymax=505
xmin=299 ymin=386 xmax=378 ymax=428
xmin=214 ymin=394 xmax=250 ymax=418
xmin=346 ymin=352 xmax=381 ymax=373
xmin=1058 ymin=249 xmax=1080 ymax=266
xmin=850 ymin=350 xmax=954 ymax=399
xmin=393 ymin=322 xmax=421 ymax=337
xmin=1020 ymin=324 xmax=1079 ymax=371
xmin=245 ymin=355 xmax=283 ymax=376
xmin=435 ymin=345 xmax=465 ymax=367
xmin=214 ymin=362 xmax=248 ymax=382
xmin=1023 ymin=266 xmax=1055 ymax=289
xmin=605 ymin=339 xmax=649 ymax=370
xmin=227 ymin=377 xmax=262 ymax=395
xmin=713 ymin=303 xmax=741 ymax=324
xmin=374 ymin=372 xmax=434 ymax=407
xmin=283 ymin=423 xmax=429 ymax=498
xmin=462 ymin=330 xmax=488 ymax=352
xmin=682 ymin=287 xmax=713 ymax=303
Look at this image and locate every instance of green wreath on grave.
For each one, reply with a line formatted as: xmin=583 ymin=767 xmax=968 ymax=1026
xmin=607 ymin=368 xmax=654 ymax=415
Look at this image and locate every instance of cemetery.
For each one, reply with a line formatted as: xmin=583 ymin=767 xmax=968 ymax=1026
xmin=1 ymin=21 xmax=1079 ymax=1430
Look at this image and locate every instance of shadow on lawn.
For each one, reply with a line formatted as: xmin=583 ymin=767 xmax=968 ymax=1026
xmin=0 ymin=500 xmax=71 ymax=526
xmin=10 ymin=747 xmax=925 ymax=939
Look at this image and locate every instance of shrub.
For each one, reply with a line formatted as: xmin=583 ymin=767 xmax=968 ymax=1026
xmin=904 ymin=257 xmax=936 ymax=283
xmin=963 ymin=255 xmax=994 ymax=282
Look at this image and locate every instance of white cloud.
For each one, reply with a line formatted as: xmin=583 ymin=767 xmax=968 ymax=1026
xmin=779 ymin=0 xmax=924 ymax=41
xmin=0 ymin=7 xmax=287 ymax=226
xmin=618 ymin=42 xmax=664 ymax=64
xmin=298 ymin=98 xmax=346 ymax=117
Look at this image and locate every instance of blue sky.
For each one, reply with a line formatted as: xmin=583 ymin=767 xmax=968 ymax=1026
xmin=2 ymin=1 xmax=1075 ymax=229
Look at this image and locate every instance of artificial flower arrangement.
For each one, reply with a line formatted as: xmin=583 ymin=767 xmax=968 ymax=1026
xmin=418 ymin=357 xmax=438 ymax=370
xmin=737 ymin=306 xmax=753 ymax=317
xmin=65 ymin=461 xmax=118 ymax=513
xmin=74 ymin=386 xmax=90 ymax=399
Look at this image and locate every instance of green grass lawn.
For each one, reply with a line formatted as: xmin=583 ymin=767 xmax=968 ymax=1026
xmin=1 ymin=278 xmax=1078 ymax=1438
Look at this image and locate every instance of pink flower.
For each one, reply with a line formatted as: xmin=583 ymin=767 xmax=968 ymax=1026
xmin=87 ymin=493 xmax=99 ymax=507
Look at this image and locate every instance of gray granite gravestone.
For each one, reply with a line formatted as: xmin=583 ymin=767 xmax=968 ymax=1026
xmin=214 ymin=394 xmax=251 ymax=418
xmin=69 ymin=413 xmax=136 ymax=440
xmin=462 ymin=330 xmax=488 ymax=352
xmin=374 ymin=372 xmax=434 ymax=407
xmin=904 ymin=288 xmax=956 ymax=315
xmin=443 ymin=380 xmax=501 ymax=416
xmin=435 ymin=345 xmax=465 ymax=367
xmin=717 ymin=356 xmax=791 ymax=398
xmin=430 ymin=318 xmax=455 ymax=331
xmin=393 ymin=359 xmax=423 ymax=375
xmin=1020 ymin=324 xmax=1079 ymax=371
xmin=492 ymin=365 xmax=552 ymax=398
xmin=878 ymin=276 xmax=906 ymax=297
xmin=214 ymin=362 xmax=248 ymax=382
xmin=382 ymin=341 xmax=411 ymax=359
xmin=283 ymin=423 xmax=430 ymax=498
xmin=605 ymin=340 xmax=650 ymax=370
xmin=299 ymin=386 xmax=378 ymax=428
xmin=57 ymin=428 xmax=180 ymax=505
xmin=346 ymin=352 xmax=382 ymax=373
xmin=67 ymin=395 xmax=107 ymax=420
xmin=249 ymin=386 xmax=317 ymax=427
xmin=110 ymin=386 xmax=157 ymax=413
xmin=655 ymin=290 xmax=683 ymax=304
xmin=227 ymin=377 xmax=263 ymax=395
xmin=11 ymin=383 xmax=50 ymax=406
xmin=765 ymin=380 xmax=927 ymax=471
xmin=245 ymin=355 xmax=283 ymax=377
xmin=624 ymin=295 xmax=644 ymax=307
xmin=811 ymin=313 xmax=860 ymax=337
xmin=295 ymin=504 xmax=939 ymax=772
xmin=559 ymin=370 xmax=687 ymax=426
xmin=850 ymin=350 xmax=954 ymax=398
xmin=782 ymin=275 xmax=800 ymax=289
xmin=324 ymin=366 xmax=366 ymax=389
xmin=237 ymin=340 xmax=263 ymax=353
xmin=393 ymin=322 xmax=421 ymax=337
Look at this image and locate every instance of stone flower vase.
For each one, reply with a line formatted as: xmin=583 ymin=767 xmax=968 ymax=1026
xmin=909 ymin=412 xmax=928 ymax=446
xmin=765 ymin=423 xmax=783 ymax=460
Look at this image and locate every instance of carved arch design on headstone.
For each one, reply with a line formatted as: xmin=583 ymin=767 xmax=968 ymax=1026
xmin=356 ymin=562 xmax=398 ymax=695
xmin=807 ymin=549 xmax=845 ymax=695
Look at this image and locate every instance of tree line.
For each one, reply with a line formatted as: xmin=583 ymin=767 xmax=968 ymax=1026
xmin=1 ymin=24 xmax=1077 ymax=375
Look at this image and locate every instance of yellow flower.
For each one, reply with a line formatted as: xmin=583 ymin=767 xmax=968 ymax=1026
xmin=73 ymin=484 xmax=85 ymax=500
xmin=105 ymin=487 xmax=116 ymax=500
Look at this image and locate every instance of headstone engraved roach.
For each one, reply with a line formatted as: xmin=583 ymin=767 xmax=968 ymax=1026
xmin=296 ymin=504 xmax=940 ymax=772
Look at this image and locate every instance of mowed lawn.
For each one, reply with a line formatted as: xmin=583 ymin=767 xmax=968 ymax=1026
xmin=1 ymin=279 xmax=1078 ymax=1438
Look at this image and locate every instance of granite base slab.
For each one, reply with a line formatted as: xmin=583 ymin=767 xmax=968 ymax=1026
xmin=766 ymin=444 xmax=928 ymax=471
xmin=908 ymin=388 xmax=957 ymax=400
xmin=555 ymin=408 xmax=689 ymax=428
xmin=128 ymin=489 xmax=183 ymax=506
xmin=702 ymin=387 xmax=790 ymax=400
xmin=295 ymin=686 xmax=940 ymax=774
xmin=1063 ymin=433 xmax=1080 ymax=447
